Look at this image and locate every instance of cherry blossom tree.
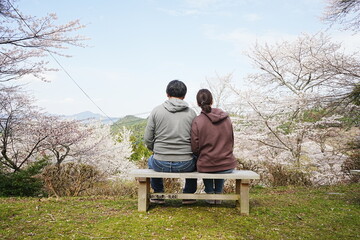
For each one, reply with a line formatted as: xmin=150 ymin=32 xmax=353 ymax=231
xmin=0 ymin=0 xmax=86 ymax=82
xmin=37 ymin=115 xmax=135 ymax=177
xmin=247 ymin=33 xmax=359 ymax=106
xmin=70 ymin=122 xmax=135 ymax=178
xmin=203 ymin=73 xmax=233 ymax=109
xmin=201 ymin=72 xmax=247 ymax=116
xmin=230 ymin=33 xmax=360 ymax=185
xmin=323 ymin=0 xmax=360 ymax=33
xmin=42 ymin=118 xmax=97 ymax=167
xmin=0 ymin=85 xmax=50 ymax=172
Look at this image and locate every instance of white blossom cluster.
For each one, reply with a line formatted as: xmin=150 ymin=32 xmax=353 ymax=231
xmin=62 ymin=121 xmax=137 ymax=179
xmin=232 ymin=116 xmax=356 ymax=186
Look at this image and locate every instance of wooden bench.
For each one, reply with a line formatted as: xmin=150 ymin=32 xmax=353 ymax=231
xmin=129 ymin=169 xmax=260 ymax=215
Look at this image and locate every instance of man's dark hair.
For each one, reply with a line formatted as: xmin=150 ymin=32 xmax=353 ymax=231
xmin=166 ymin=80 xmax=187 ymax=98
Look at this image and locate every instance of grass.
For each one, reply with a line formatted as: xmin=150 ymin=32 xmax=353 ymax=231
xmin=0 ymin=184 xmax=359 ymax=240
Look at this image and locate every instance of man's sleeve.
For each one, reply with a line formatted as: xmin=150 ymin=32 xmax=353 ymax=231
xmin=190 ymin=119 xmax=199 ymax=156
xmin=144 ymin=112 xmax=155 ymax=151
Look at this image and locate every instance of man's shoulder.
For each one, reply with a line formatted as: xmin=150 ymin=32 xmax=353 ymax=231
xmin=150 ymin=103 xmax=196 ymax=119
xmin=188 ymin=107 xmax=196 ymax=114
xmin=150 ymin=104 xmax=165 ymax=114
xmin=181 ymin=107 xmax=196 ymax=119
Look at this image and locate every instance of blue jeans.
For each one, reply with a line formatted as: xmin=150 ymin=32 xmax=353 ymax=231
xmin=148 ymin=155 xmax=197 ymax=193
xmin=203 ymin=169 xmax=234 ymax=194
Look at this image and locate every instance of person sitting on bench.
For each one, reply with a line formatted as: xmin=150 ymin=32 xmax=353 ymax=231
xmin=191 ymin=89 xmax=237 ymax=204
xmin=144 ymin=80 xmax=197 ymax=204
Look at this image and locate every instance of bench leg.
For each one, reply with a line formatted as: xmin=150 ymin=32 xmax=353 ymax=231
xmin=137 ymin=177 xmax=150 ymax=212
xmin=236 ymin=179 xmax=241 ymax=209
xmin=239 ymin=179 xmax=250 ymax=216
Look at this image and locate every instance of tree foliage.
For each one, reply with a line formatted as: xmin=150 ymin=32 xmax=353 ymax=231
xmin=0 ymin=86 xmax=136 ymax=177
xmin=77 ymin=122 xmax=135 ymax=176
xmin=248 ymin=33 xmax=359 ymax=106
xmin=204 ymin=73 xmax=235 ymax=112
xmin=111 ymin=116 xmax=152 ymax=162
xmin=225 ymin=32 xmax=360 ymax=185
xmin=0 ymin=157 xmax=49 ymax=196
xmin=245 ymin=32 xmax=360 ymax=155
xmin=323 ymin=0 xmax=360 ymax=32
xmin=0 ymin=85 xmax=50 ymax=172
xmin=0 ymin=0 xmax=86 ymax=82
xmin=43 ymin=118 xmax=97 ymax=167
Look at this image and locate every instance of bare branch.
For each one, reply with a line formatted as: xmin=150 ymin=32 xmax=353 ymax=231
xmin=0 ymin=0 xmax=87 ymax=82
xmin=323 ymin=0 xmax=360 ymax=33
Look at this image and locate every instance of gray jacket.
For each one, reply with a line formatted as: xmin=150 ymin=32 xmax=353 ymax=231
xmin=144 ymin=98 xmax=196 ymax=161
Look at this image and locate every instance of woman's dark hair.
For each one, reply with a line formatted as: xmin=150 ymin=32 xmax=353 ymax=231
xmin=166 ymin=80 xmax=187 ymax=98
xmin=196 ymin=89 xmax=213 ymax=113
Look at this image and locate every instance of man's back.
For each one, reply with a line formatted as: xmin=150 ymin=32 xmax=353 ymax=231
xmin=144 ymin=98 xmax=196 ymax=161
xmin=145 ymin=79 xmax=197 ymax=196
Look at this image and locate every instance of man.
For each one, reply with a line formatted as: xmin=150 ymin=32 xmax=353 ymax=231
xmin=144 ymin=80 xmax=197 ymax=204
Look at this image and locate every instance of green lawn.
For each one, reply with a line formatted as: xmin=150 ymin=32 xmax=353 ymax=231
xmin=1 ymin=184 xmax=359 ymax=240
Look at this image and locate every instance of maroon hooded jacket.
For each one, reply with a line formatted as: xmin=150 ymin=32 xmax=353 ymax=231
xmin=191 ymin=108 xmax=236 ymax=173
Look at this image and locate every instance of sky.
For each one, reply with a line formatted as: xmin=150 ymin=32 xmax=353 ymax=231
xmin=14 ymin=0 xmax=360 ymax=119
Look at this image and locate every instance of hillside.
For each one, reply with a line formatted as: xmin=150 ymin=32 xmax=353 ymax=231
xmin=60 ymin=112 xmax=147 ymax=127
xmin=111 ymin=115 xmax=147 ymax=136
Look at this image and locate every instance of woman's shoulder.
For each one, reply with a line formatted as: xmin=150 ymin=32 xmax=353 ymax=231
xmin=194 ymin=112 xmax=208 ymax=120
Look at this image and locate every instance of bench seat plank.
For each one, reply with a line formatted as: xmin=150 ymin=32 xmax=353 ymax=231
xmin=129 ymin=169 xmax=260 ymax=179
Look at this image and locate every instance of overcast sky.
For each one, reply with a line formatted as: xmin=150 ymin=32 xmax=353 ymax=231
xmin=15 ymin=0 xmax=360 ymax=118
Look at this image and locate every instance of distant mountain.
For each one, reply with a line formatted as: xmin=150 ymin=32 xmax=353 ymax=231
xmin=62 ymin=111 xmax=120 ymax=124
xmin=60 ymin=111 xmax=148 ymax=131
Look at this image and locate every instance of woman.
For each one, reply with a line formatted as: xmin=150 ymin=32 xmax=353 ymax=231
xmin=191 ymin=89 xmax=237 ymax=204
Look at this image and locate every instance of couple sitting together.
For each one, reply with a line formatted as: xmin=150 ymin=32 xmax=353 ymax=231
xmin=144 ymin=80 xmax=236 ymax=204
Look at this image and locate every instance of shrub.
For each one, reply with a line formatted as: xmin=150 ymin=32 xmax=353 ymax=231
xmin=0 ymin=159 xmax=49 ymax=197
xmin=266 ymin=162 xmax=312 ymax=187
xmin=134 ymin=157 xmax=149 ymax=169
xmin=342 ymin=138 xmax=360 ymax=183
xmin=218 ymin=159 xmax=262 ymax=193
xmin=237 ymin=158 xmax=262 ymax=173
xmin=301 ymin=109 xmax=327 ymax=123
xmin=40 ymin=162 xmax=103 ymax=197
xmin=84 ymin=178 xmax=138 ymax=197
xmin=223 ymin=179 xmax=235 ymax=193
xmin=163 ymin=178 xmax=182 ymax=193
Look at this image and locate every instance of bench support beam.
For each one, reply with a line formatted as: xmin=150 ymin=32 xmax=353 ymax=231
xmin=150 ymin=193 xmax=239 ymax=201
